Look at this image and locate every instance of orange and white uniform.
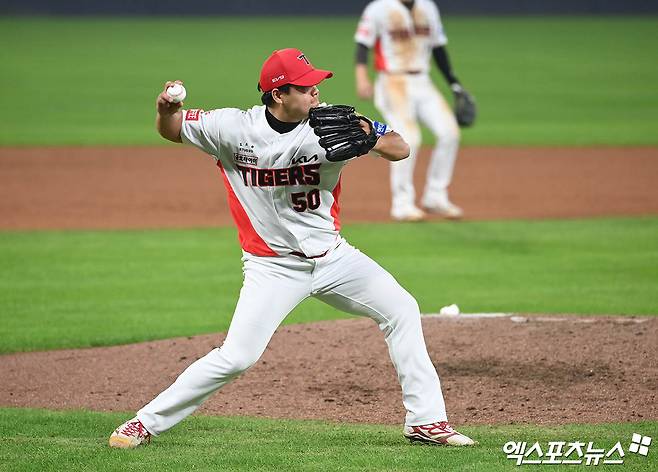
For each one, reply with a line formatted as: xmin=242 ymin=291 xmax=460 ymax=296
xmin=136 ymin=103 xmax=448 ymax=434
xmin=356 ymin=0 xmax=461 ymax=218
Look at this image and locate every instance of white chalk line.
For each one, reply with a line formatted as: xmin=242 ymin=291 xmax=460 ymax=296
xmin=422 ymin=313 xmax=651 ymax=324
xmin=424 ymin=312 xmax=510 ymax=319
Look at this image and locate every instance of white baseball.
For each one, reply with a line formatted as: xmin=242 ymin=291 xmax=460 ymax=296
xmin=439 ymin=304 xmax=460 ymax=316
xmin=166 ymin=84 xmax=187 ymax=103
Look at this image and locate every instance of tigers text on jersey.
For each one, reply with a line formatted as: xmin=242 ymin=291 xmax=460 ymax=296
xmin=355 ymin=0 xmax=447 ymax=73
xmin=181 ymin=105 xmax=347 ymax=258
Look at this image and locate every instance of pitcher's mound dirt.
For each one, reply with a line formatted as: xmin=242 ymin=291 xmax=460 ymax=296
xmin=1 ymin=315 xmax=655 ymax=425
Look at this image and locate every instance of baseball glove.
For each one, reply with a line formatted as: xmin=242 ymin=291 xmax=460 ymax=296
xmin=452 ymin=84 xmax=477 ymax=127
xmin=308 ymin=105 xmax=379 ymax=162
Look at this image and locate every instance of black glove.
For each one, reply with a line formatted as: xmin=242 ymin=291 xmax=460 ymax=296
xmin=308 ymin=105 xmax=379 ymax=162
xmin=451 ymin=84 xmax=477 ymax=127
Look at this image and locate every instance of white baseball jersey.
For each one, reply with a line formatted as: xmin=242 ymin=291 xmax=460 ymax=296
xmin=355 ymin=0 xmax=447 ymax=73
xmin=134 ymin=102 xmax=452 ymax=438
xmin=180 ymin=106 xmax=346 ymax=258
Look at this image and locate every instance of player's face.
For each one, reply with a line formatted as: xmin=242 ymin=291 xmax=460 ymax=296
xmin=282 ymin=84 xmax=320 ymax=119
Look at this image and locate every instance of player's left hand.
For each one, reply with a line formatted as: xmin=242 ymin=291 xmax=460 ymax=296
xmin=309 ymin=105 xmax=379 ymax=162
xmin=358 ymin=117 xmax=372 ymax=135
xmin=451 ymin=84 xmax=477 ymax=127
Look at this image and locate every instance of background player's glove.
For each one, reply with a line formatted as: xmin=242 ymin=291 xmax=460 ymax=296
xmin=308 ymin=105 xmax=379 ymax=162
xmin=451 ymin=84 xmax=477 ymax=127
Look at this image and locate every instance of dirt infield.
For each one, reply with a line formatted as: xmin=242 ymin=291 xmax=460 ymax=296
xmin=1 ymin=145 xmax=657 ymax=426
xmin=1 ymin=146 xmax=657 ymax=229
xmin=1 ymin=316 xmax=656 ymax=425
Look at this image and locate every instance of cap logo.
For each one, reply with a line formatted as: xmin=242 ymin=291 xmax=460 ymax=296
xmin=297 ymin=53 xmax=310 ymax=65
xmin=271 ymin=74 xmax=285 ymax=83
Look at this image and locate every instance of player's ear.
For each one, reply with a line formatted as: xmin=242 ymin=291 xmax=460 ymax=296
xmin=271 ymin=88 xmax=284 ymax=105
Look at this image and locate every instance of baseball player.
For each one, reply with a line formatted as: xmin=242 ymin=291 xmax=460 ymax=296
xmin=355 ymin=0 xmax=476 ymax=221
xmin=109 ymin=48 xmax=475 ymax=448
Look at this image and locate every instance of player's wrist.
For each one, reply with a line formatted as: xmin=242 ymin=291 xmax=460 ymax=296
xmin=450 ymin=83 xmax=463 ymax=94
xmin=372 ymin=121 xmax=390 ymax=137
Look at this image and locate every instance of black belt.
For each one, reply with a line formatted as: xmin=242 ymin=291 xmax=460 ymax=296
xmin=290 ymin=250 xmax=328 ymax=259
xmin=387 ymin=70 xmax=422 ymax=75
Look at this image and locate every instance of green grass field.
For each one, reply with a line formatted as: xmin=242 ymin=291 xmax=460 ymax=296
xmin=1 ymin=14 xmax=657 ymax=470
xmin=1 ymin=409 xmax=656 ymax=471
xmin=1 ymin=16 xmax=657 ymax=146
xmin=1 ymin=218 xmax=656 ymax=354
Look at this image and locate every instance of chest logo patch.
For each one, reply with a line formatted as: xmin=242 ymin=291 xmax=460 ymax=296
xmin=234 ymin=142 xmax=259 ymax=166
xmin=290 ymin=154 xmax=319 ymax=165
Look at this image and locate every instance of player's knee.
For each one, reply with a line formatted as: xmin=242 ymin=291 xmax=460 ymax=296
xmin=403 ymin=294 xmax=421 ymax=318
xmin=218 ymin=348 xmax=261 ymax=376
xmin=406 ymin=131 xmax=422 ymax=150
xmin=231 ymin=354 xmax=260 ymax=374
xmin=436 ymin=127 xmax=460 ymax=148
xmin=389 ymin=292 xmax=421 ymax=326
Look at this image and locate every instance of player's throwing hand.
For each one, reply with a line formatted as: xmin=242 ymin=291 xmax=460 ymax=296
xmin=157 ymin=80 xmax=184 ymax=116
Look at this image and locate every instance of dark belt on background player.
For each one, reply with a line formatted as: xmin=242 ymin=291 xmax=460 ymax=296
xmin=290 ymin=250 xmax=328 ymax=259
xmin=386 ymin=70 xmax=422 ymax=75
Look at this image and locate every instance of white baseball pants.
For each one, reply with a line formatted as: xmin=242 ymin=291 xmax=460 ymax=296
xmin=374 ymin=73 xmax=460 ymax=212
xmin=137 ymin=239 xmax=447 ymax=434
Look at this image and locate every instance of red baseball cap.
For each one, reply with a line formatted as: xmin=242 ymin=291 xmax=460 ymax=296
xmin=258 ymin=48 xmax=333 ymax=93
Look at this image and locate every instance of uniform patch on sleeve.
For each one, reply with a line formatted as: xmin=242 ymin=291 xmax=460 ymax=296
xmin=186 ymin=109 xmax=202 ymax=121
xmin=357 ymin=25 xmax=370 ymax=36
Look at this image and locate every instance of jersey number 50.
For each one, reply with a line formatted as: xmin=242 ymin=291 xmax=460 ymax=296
xmin=291 ymin=189 xmax=321 ymax=212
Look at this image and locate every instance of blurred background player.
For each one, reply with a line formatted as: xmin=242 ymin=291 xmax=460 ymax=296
xmin=355 ymin=0 xmax=474 ymax=221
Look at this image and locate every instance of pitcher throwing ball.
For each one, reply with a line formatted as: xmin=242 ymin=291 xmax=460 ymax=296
xmin=109 ymin=47 xmax=475 ymax=449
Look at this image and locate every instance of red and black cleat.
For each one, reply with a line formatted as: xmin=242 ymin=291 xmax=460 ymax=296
xmin=109 ymin=417 xmax=152 ymax=449
xmin=404 ymin=421 xmax=476 ymax=446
